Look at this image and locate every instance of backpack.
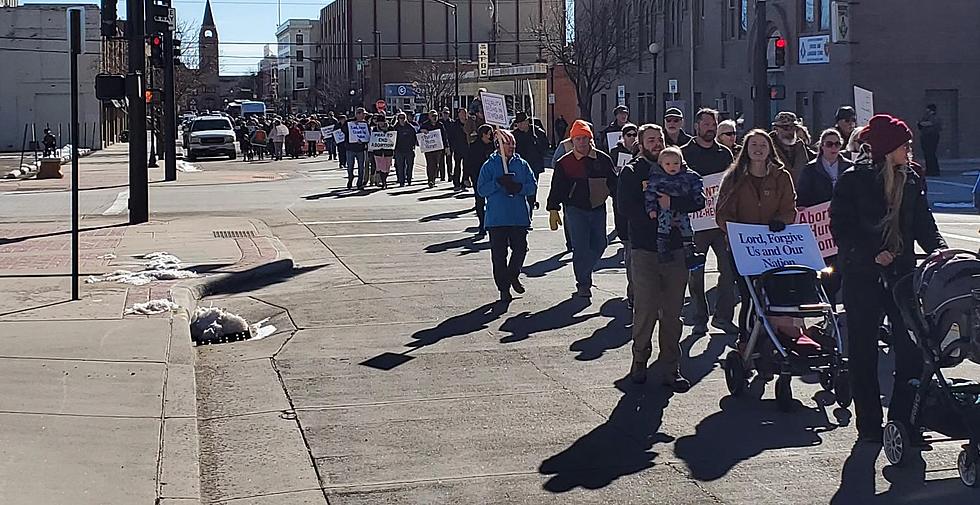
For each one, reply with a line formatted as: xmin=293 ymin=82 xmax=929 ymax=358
xmin=251 ymin=129 xmax=267 ymax=145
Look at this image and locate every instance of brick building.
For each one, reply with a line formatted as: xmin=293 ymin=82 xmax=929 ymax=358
xmin=591 ymin=0 xmax=980 ymax=158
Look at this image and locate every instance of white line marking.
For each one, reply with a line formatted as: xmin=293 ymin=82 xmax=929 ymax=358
xmin=304 ymin=218 xmax=476 ymax=225
xmin=943 ymin=232 xmax=980 ymax=244
xmin=930 ymin=180 xmax=975 ymax=189
xmin=103 ymin=190 xmax=129 ymax=215
xmin=317 ymin=230 xmax=471 ymax=239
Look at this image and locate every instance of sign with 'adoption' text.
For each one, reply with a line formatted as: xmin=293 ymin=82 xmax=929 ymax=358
xmin=727 ymin=223 xmax=826 ymax=276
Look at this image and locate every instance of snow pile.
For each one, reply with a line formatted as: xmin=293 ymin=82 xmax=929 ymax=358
xmin=126 ymin=298 xmax=179 ymax=315
xmin=85 ymin=251 xmax=199 ymax=285
xmin=97 ymin=253 xmax=117 ymax=260
xmin=177 ymin=160 xmax=202 ymax=172
xmin=189 ymin=307 xmax=278 ymax=344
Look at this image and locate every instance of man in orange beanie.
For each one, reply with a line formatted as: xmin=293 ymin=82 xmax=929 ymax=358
xmin=546 ymin=120 xmax=618 ymax=298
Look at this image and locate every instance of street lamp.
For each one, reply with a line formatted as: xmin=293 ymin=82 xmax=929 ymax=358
xmin=648 ymin=42 xmax=661 ymax=120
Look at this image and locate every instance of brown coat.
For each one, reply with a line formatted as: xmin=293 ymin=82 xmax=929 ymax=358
xmin=715 ymin=163 xmax=797 ymax=234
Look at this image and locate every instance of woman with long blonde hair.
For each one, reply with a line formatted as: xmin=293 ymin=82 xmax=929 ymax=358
xmin=830 ymin=114 xmax=946 ymax=444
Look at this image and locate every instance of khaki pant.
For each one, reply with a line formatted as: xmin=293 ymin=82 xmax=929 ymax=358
xmin=630 ymin=248 xmax=690 ymax=374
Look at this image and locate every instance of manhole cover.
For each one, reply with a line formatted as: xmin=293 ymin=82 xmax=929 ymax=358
xmin=213 ymin=230 xmax=256 ymax=239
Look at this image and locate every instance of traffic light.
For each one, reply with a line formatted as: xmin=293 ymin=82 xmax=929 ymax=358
xmin=100 ymin=0 xmax=118 ymax=37
xmin=173 ymin=39 xmax=182 ymax=59
xmin=774 ymin=37 xmax=787 ymax=67
xmin=148 ymin=34 xmax=164 ymax=67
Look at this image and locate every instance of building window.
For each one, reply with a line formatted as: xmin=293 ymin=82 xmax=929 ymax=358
xmin=740 ymin=0 xmax=748 ymax=38
xmin=820 ymin=0 xmax=831 ymax=31
xmin=296 ymin=50 xmax=304 ymax=61
xmin=296 ymin=33 xmax=304 ymax=45
xmin=296 ymin=66 xmax=304 ymax=78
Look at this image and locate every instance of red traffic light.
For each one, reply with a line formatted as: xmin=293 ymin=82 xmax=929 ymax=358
xmin=775 ymin=38 xmax=787 ymax=49
xmin=152 ymin=35 xmax=162 ymax=46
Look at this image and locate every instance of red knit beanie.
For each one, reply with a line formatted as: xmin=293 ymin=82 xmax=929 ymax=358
xmin=860 ymin=114 xmax=912 ymax=162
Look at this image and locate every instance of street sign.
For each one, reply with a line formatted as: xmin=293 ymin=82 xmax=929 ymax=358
xmin=478 ymin=43 xmax=489 ymax=77
xmin=832 ymin=1 xmax=850 ymax=43
xmin=668 ymin=79 xmax=678 ymax=94
xmin=798 ymin=35 xmax=830 ymax=64
xmin=548 ymin=93 xmax=555 ymax=105
xmin=617 ymin=85 xmax=625 ymax=106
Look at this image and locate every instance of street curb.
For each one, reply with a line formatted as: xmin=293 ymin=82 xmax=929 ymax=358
xmin=165 ymin=235 xmax=295 ymax=505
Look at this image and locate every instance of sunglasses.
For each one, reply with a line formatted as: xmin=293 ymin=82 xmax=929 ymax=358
xmin=823 ymin=140 xmax=842 ymax=148
xmin=624 ymin=132 xmax=637 ymax=137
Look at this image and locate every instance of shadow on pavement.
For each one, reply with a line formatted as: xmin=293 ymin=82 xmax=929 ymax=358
xmin=679 ymin=331 xmax=734 ymax=388
xmin=388 ymin=187 xmax=427 ymax=196
xmin=418 ymin=190 xmax=463 ymax=202
xmin=423 ymin=234 xmax=489 ymax=255
xmin=302 ymin=187 xmax=383 ymax=200
xmin=831 ymin=442 xmax=978 ymax=504
xmin=419 ymin=208 xmax=473 ymax=222
xmin=524 ymin=251 xmax=572 ymax=278
xmin=406 ymin=302 xmax=509 ymax=350
xmin=673 ymin=395 xmax=837 ymax=482
xmin=0 ymin=222 xmax=128 ymax=246
xmin=498 ymin=297 xmax=594 ymax=344
xmin=205 ymin=264 xmax=325 ymax=297
xmin=568 ymin=298 xmax=632 ymax=360
xmin=539 ymin=378 xmax=673 ymax=492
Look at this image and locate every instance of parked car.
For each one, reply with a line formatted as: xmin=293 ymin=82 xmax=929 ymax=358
xmin=184 ymin=116 xmax=236 ymax=161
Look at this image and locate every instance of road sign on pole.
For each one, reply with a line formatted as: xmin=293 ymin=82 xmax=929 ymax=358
xmin=478 ymin=43 xmax=489 ymax=77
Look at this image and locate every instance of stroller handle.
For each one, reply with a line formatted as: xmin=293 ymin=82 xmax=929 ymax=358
xmin=758 ymin=265 xmax=820 ymax=283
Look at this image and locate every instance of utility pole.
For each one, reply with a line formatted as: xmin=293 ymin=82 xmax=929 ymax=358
xmin=163 ymin=21 xmax=176 ymax=181
xmin=753 ymin=0 xmax=770 ymax=129
xmin=128 ymin=0 xmax=148 ymax=224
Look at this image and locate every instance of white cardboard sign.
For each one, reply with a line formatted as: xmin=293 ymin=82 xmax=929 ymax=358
xmin=690 ymin=172 xmax=726 ymax=232
xmin=320 ymin=126 xmax=334 ymax=138
xmin=303 ymin=130 xmax=321 ymax=141
xmin=368 ymin=131 xmax=398 ymax=151
xmin=417 ymin=130 xmax=445 ymax=153
xmin=615 ymin=152 xmax=632 ymax=173
xmin=332 ymin=129 xmax=346 ymax=144
xmin=727 ymin=223 xmax=826 ymax=276
xmin=606 ymin=131 xmax=622 ymax=150
xmin=348 ymin=121 xmax=370 ymax=143
xmin=854 ymin=86 xmax=874 ymax=126
xmin=481 ymin=91 xmax=509 ymax=127
xmin=795 ymin=201 xmax=838 ymax=258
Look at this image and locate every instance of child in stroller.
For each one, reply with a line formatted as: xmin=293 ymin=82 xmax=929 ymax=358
xmin=724 ymin=264 xmax=851 ymax=412
xmin=882 ymin=249 xmax=980 ymax=488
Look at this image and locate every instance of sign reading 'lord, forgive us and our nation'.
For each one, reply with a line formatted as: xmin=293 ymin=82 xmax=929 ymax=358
xmin=727 ymin=223 xmax=826 ymax=276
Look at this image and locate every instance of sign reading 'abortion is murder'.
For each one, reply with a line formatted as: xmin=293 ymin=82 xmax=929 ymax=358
xmin=727 ymin=223 xmax=826 ymax=276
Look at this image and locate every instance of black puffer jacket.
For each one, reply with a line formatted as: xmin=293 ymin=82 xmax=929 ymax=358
xmin=830 ymin=163 xmax=946 ymax=277
xmin=796 ymin=155 xmax=852 ymax=207
xmin=618 ymin=156 xmax=706 ymax=252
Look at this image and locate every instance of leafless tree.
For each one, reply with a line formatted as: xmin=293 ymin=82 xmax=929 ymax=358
xmin=173 ymin=19 xmax=204 ymax=111
xmin=407 ymin=60 xmax=461 ymax=111
xmin=533 ymin=0 xmax=643 ymax=121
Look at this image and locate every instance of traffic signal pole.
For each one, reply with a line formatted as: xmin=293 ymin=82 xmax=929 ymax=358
xmin=127 ymin=0 xmax=149 ymax=223
xmin=753 ymin=0 xmax=770 ymax=129
xmin=163 ymin=23 xmax=177 ymax=181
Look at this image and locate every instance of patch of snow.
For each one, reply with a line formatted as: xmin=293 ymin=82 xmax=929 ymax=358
xmin=142 ymin=252 xmax=183 ymax=270
xmin=126 ymin=298 xmax=179 ymax=315
xmin=177 ymin=160 xmax=201 ymax=173
xmin=190 ymin=306 xmax=250 ymax=341
xmin=934 ymin=202 xmax=976 ymax=209
xmin=85 ymin=252 xmax=199 ymax=285
xmin=97 ymin=253 xmax=117 ymax=260
xmin=249 ymin=317 xmax=277 ymax=340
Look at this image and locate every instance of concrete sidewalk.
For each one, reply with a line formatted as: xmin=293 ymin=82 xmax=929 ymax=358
xmin=0 ymin=214 xmax=292 ymax=505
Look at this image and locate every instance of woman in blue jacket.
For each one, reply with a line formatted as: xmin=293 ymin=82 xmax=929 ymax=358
xmin=478 ymin=129 xmax=539 ymax=302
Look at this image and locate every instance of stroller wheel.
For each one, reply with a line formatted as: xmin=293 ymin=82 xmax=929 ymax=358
xmin=884 ymin=421 xmax=912 ymax=466
xmin=724 ymin=350 xmax=747 ymax=396
xmin=834 ymin=370 xmax=852 ymax=409
xmin=775 ymin=374 xmax=795 ymax=411
xmin=959 ymin=446 xmax=979 ymax=487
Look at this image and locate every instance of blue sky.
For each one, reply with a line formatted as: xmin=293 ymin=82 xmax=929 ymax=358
xmin=24 ymin=0 xmax=326 ymax=75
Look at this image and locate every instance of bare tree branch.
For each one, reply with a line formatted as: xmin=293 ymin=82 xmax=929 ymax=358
xmin=406 ymin=60 xmax=463 ymax=112
xmin=532 ymin=0 xmax=642 ymax=121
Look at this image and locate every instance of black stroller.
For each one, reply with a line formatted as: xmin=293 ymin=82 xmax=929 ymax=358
xmin=724 ymin=265 xmax=851 ymax=412
xmin=883 ymin=249 xmax=980 ymax=488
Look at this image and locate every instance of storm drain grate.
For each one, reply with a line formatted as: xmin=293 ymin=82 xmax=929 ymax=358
xmin=213 ymin=230 xmax=256 ymax=239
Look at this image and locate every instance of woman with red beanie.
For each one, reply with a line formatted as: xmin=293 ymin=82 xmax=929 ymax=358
xmin=830 ymin=114 xmax=946 ymax=444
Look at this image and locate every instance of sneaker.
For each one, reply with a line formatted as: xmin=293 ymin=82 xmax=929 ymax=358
xmin=711 ymin=319 xmax=740 ymax=335
xmin=629 ymin=361 xmax=647 ymax=384
xmin=512 ymin=278 xmax=526 ymax=294
xmin=663 ymin=372 xmax=691 ymax=393
xmin=428 ymin=181 xmax=436 ymax=188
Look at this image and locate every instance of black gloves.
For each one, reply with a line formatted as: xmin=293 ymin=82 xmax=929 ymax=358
xmin=768 ymin=220 xmax=787 ymax=232
xmin=497 ymin=174 xmax=522 ymax=195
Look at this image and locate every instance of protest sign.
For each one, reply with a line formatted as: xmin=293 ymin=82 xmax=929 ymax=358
xmin=613 ymin=152 xmax=632 ymax=175
xmin=369 ymin=131 xmax=398 ymax=151
xmin=796 ymin=201 xmax=838 ymax=258
xmin=332 ymin=129 xmax=346 ymax=143
xmin=690 ymin=173 xmax=726 ymax=232
xmin=417 ymin=129 xmax=445 ymax=153
xmin=303 ymin=130 xmax=320 ymax=142
xmin=606 ymin=132 xmax=622 ymax=150
xmin=481 ymin=91 xmax=509 ymax=127
xmin=854 ymin=86 xmax=874 ymax=126
xmin=320 ymin=126 xmax=334 ymax=138
xmin=727 ymin=223 xmax=826 ymax=276
xmin=348 ymin=121 xmax=370 ymax=143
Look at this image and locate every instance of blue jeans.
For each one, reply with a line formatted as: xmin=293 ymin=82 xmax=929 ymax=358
xmin=395 ymin=151 xmax=415 ymax=184
xmin=346 ymin=150 xmax=366 ymax=186
xmin=564 ymin=205 xmax=608 ymax=291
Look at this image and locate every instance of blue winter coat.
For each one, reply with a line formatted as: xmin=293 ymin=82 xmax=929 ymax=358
xmin=477 ymin=152 xmax=538 ymax=228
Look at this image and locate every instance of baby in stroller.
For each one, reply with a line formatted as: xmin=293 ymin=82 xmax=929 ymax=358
xmin=644 ymin=147 xmax=706 ymax=271
xmin=883 ymin=249 xmax=980 ymax=487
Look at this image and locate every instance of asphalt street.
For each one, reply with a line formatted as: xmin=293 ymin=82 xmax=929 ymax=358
xmin=4 ymin=150 xmax=980 ymax=504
